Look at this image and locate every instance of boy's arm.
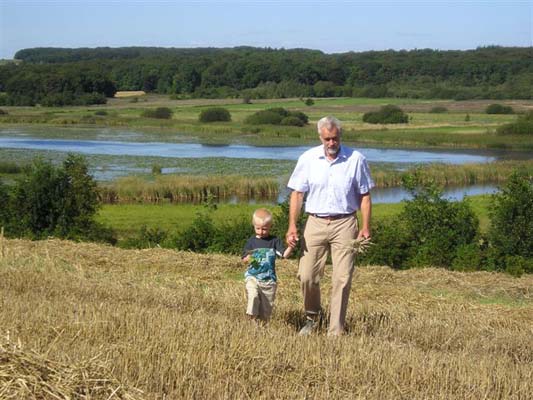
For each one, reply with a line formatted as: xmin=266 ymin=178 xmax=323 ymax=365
xmin=282 ymin=245 xmax=294 ymax=258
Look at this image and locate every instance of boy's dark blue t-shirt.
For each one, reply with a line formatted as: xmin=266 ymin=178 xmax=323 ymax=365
xmin=242 ymin=236 xmax=286 ymax=282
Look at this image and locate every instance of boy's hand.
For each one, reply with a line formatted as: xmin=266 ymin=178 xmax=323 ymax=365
xmin=242 ymin=255 xmax=251 ymax=263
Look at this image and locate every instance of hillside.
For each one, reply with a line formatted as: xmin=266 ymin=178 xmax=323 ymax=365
xmin=1 ymin=238 xmax=532 ymax=399
xmin=2 ymin=46 xmax=532 ymax=106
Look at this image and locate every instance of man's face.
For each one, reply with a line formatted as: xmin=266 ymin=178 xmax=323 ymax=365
xmin=320 ymin=127 xmax=341 ymax=158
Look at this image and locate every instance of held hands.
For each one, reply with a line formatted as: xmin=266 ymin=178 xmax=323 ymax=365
xmin=286 ymin=226 xmax=299 ymax=248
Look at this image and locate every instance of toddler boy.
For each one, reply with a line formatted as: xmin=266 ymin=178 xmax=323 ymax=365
xmin=242 ymin=208 xmax=293 ymax=323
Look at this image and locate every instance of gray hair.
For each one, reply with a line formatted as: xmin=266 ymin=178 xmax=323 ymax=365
xmin=317 ymin=116 xmax=342 ymax=135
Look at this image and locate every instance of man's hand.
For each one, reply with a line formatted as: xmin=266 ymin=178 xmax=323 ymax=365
xmin=286 ymin=190 xmax=304 ymax=248
xmin=357 ymin=192 xmax=372 ymax=240
xmin=286 ymin=226 xmax=299 ymax=248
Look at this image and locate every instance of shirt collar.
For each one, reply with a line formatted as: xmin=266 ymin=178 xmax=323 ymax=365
xmin=317 ymin=144 xmax=347 ymax=162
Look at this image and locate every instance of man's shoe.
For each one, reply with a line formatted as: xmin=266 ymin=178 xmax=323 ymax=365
xmin=298 ymin=317 xmax=319 ymax=336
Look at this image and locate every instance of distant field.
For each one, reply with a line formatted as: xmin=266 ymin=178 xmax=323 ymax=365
xmin=114 ymin=90 xmax=146 ymax=98
xmin=1 ymin=238 xmax=531 ymax=399
xmin=1 ymin=96 xmax=531 ymax=149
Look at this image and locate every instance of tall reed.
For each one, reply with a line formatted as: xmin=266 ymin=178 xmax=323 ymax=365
xmin=99 ymin=175 xmax=279 ymax=204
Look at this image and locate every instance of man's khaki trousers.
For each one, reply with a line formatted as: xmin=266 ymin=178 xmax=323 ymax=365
xmin=298 ymin=214 xmax=358 ymax=335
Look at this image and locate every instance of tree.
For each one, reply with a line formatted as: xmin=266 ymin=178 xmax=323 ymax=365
xmin=488 ymin=170 xmax=533 ymax=274
xmin=7 ymin=155 xmax=114 ymax=242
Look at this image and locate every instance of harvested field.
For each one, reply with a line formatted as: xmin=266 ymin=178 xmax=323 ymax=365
xmin=114 ymin=91 xmax=146 ymax=98
xmin=1 ymin=238 xmax=532 ymax=399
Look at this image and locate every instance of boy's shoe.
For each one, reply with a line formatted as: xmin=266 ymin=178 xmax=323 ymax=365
xmin=298 ymin=316 xmax=319 ymax=336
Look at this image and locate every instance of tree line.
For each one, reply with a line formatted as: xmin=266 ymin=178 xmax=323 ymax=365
xmin=0 ymin=46 xmax=532 ymax=106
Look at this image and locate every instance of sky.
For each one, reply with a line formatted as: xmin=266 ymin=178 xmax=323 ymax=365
xmin=0 ymin=0 xmax=531 ymax=59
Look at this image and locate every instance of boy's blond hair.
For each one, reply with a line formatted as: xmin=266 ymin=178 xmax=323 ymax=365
xmin=252 ymin=208 xmax=273 ymax=225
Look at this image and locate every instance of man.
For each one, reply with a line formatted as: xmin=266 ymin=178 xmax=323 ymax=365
xmin=286 ymin=116 xmax=374 ymax=336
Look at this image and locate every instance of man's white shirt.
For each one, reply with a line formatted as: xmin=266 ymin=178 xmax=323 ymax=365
xmin=287 ymin=145 xmax=375 ymax=215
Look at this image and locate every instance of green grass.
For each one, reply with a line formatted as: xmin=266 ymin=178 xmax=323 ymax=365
xmin=96 ymin=196 xmax=491 ymax=242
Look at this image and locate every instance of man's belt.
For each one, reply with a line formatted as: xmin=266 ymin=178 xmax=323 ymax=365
xmin=309 ymin=213 xmax=353 ymax=221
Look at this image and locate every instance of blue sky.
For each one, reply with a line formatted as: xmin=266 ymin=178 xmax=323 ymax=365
xmin=0 ymin=0 xmax=531 ymax=59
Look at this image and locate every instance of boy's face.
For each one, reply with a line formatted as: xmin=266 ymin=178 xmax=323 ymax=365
xmin=254 ymin=221 xmax=272 ymax=238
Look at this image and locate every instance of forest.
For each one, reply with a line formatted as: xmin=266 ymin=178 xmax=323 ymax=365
xmin=0 ymin=46 xmax=532 ymax=106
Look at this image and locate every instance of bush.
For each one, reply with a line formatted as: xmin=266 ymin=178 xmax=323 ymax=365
xmin=151 ymin=164 xmax=162 ymax=175
xmin=429 ymin=106 xmax=448 ymax=113
xmin=487 ymin=170 xmax=533 ymax=271
xmin=0 ymin=108 xmax=7 ymax=115
xmin=244 ymin=110 xmax=283 ymax=125
xmin=208 ymin=217 xmax=253 ymax=255
xmin=362 ymin=105 xmax=408 ymax=124
xmin=173 ymin=208 xmax=217 ymax=252
xmin=304 ymin=98 xmax=314 ymax=106
xmin=198 ymin=107 xmax=231 ymax=122
xmin=123 ymin=225 xmax=168 ymax=249
xmin=280 ymin=116 xmax=304 ymax=126
xmin=142 ymin=107 xmax=173 ymax=119
xmin=360 ymin=172 xmax=479 ymax=269
xmin=5 ymin=155 xmax=115 ymax=243
xmin=288 ymin=111 xmax=309 ymax=124
xmin=497 ymin=111 xmax=533 ymax=135
xmin=94 ymin=110 xmax=108 ymax=116
xmin=0 ymin=180 xmax=11 ymax=229
xmin=485 ymin=103 xmax=514 ymax=114
xmin=244 ymin=108 xmax=308 ymax=126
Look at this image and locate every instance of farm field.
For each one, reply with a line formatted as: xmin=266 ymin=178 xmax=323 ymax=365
xmin=1 ymin=238 xmax=531 ymax=399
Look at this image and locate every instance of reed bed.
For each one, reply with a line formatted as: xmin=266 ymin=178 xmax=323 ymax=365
xmin=99 ymin=175 xmax=279 ymax=204
xmin=1 ymin=238 xmax=532 ymax=399
xmin=371 ymin=160 xmax=533 ymax=188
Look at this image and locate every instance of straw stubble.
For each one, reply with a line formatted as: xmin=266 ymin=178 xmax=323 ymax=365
xmin=1 ymin=239 xmax=531 ymax=399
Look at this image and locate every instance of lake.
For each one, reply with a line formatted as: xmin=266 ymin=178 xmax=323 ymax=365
xmin=0 ymin=136 xmax=511 ymax=164
xmin=1 ymin=127 xmax=529 ymax=203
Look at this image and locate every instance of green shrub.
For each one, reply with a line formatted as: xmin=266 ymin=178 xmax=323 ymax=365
xmin=208 ymin=217 xmax=253 ymax=255
xmin=123 ymin=225 xmax=168 ymax=249
xmin=94 ymin=110 xmax=108 ymax=116
xmin=244 ymin=110 xmax=283 ymax=125
xmin=0 ymin=180 xmax=11 ymax=229
xmin=266 ymin=107 xmax=290 ymax=117
xmin=362 ymin=105 xmax=408 ymax=124
xmin=429 ymin=106 xmax=448 ymax=113
xmin=487 ymin=170 xmax=533 ymax=271
xmin=280 ymin=116 xmax=304 ymax=126
xmin=0 ymin=108 xmax=7 ymax=115
xmin=151 ymin=164 xmax=162 ymax=175
xmin=361 ymin=172 xmax=479 ymax=269
xmin=485 ymin=103 xmax=514 ymax=114
xmin=451 ymin=244 xmax=482 ymax=272
xmin=288 ymin=111 xmax=309 ymax=124
xmin=173 ymin=208 xmax=217 ymax=252
xmin=6 ymin=155 xmax=115 ymax=243
xmin=244 ymin=107 xmax=308 ymax=126
xmin=304 ymin=98 xmax=314 ymax=106
xmin=497 ymin=111 xmax=533 ymax=135
xmin=142 ymin=107 xmax=173 ymax=119
xmin=199 ymin=107 xmax=231 ymax=122
xmin=0 ymin=161 xmax=22 ymax=174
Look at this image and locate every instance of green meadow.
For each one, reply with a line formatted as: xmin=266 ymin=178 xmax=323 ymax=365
xmin=96 ymin=195 xmax=492 ymax=242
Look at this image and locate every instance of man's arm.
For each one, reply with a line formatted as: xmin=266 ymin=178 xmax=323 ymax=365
xmin=286 ymin=190 xmax=304 ymax=248
xmin=357 ymin=192 xmax=372 ymax=239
